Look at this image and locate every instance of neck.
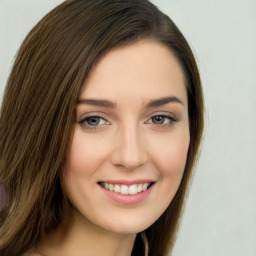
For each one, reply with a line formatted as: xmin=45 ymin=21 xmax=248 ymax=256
xmin=36 ymin=209 xmax=136 ymax=256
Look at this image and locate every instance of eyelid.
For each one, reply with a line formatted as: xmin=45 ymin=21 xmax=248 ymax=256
xmin=77 ymin=113 xmax=111 ymax=129
xmin=145 ymin=112 xmax=178 ymax=126
xmin=77 ymin=111 xmax=108 ymax=120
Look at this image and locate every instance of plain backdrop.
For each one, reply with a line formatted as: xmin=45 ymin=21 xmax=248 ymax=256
xmin=1 ymin=1 xmax=256 ymax=255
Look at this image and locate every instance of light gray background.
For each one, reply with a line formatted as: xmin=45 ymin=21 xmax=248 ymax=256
xmin=1 ymin=1 xmax=256 ymax=255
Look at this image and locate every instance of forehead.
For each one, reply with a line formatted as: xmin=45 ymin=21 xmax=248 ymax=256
xmin=80 ymin=40 xmax=187 ymax=106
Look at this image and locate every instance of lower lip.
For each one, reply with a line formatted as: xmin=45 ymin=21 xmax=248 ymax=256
xmin=99 ymin=184 xmax=154 ymax=205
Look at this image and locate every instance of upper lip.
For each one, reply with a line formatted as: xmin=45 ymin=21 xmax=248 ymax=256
xmin=98 ymin=179 xmax=156 ymax=185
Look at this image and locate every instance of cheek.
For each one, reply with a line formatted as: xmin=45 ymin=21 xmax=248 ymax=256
xmin=150 ymin=130 xmax=190 ymax=206
xmin=63 ymin=132 xmax=104 ymax=209
xmin=145 ymin=132 xmax=190 ymax=222
xmin=151 ymin=131 xmax=190 ymax=178
xmin=163 ymin=142 xmax=189 ymax=175
xmin=66 ymin=131 xmax=108 ymax=177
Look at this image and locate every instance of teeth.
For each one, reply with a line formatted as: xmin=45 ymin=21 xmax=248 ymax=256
xmin=102 ymin=182 xmax=151 ymax=195
xmin=137 ymin=184 xmax=143 ymax=193
xmin=128 ymin=184 xmax=137 ymax=195
xmin=114 ymin=184 xmax=121 ymax=193
xmin=142 ymin=183 xmax=148 ymax=191
xmin=120 ymin=185 xmax=129 ymax=195
xmin=109 ymin=184 xmax=114 ymax=191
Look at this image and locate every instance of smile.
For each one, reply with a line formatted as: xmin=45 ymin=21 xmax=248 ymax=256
xmin=99 ymin=182 xmax=154 ymax=195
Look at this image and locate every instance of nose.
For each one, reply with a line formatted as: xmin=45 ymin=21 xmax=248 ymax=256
xmin=110 ymin=124 xmax=147 ymax=170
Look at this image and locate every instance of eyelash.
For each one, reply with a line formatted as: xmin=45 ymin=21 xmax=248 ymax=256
xmin=78 ymin=114 xmax=177 ymax=130
xmin=147 ymin=115 xmax=177 ymax=127
xmin=78 ymin=115 xmax=109 ymax=130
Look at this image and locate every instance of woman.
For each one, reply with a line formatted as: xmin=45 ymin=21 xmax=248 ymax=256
xmin=0 ymin=0 xmax=204 ymax=255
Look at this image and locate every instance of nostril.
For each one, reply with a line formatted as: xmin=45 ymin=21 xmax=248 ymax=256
xmin=110 ymin=135 xmax=147 ymax=169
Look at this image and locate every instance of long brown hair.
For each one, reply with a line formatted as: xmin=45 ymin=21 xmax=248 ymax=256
xmin=0 ymin=1 xmax=204 ymax=255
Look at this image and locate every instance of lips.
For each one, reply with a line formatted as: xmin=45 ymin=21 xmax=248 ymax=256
xmin=99 ymin=182 xmax=154 ymax=195
xmin=98 ymin=180 xmax=155 ymax=205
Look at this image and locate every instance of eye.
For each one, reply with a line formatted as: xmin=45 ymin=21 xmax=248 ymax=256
xmin=149 ymin=115 xmax=176 ymax=126
xmin=78 ymin=116 xmax=110 ymax=128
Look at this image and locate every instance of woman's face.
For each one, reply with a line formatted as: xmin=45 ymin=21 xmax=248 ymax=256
xmin=64 ymin=40 xmax=190 ymax=234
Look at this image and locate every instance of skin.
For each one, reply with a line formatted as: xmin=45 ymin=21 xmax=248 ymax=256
xmin=35 ymin=40 xmax=190 ymax=256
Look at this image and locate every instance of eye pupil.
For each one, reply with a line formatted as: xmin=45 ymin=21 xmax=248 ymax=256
xmin=87 ymin=117 xmax=100 ymax=126
xmin=152 ymin=116 xmax=164 ymax=124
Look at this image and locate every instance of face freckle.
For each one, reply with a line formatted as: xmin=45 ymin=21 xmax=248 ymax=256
xmin=64 ymin=40 xmax=190 ymax=234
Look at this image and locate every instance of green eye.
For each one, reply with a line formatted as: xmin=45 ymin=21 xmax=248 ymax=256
xmin=86 ymin=117 xmax=101 ymax=126
xmin=78 ymin=116 xmax=109 ymax=128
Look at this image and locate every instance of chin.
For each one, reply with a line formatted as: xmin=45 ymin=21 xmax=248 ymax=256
xmin=97 ymin=211 xmax=161 ymax=235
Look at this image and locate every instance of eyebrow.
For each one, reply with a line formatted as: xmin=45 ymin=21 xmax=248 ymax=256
xmin=77 ymin=99 xmax=116 ymax=108
xmin=77 ymin=96 xmax=184 ymax=108
xmin=145 ymin=96 xmax=184 ymax=107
